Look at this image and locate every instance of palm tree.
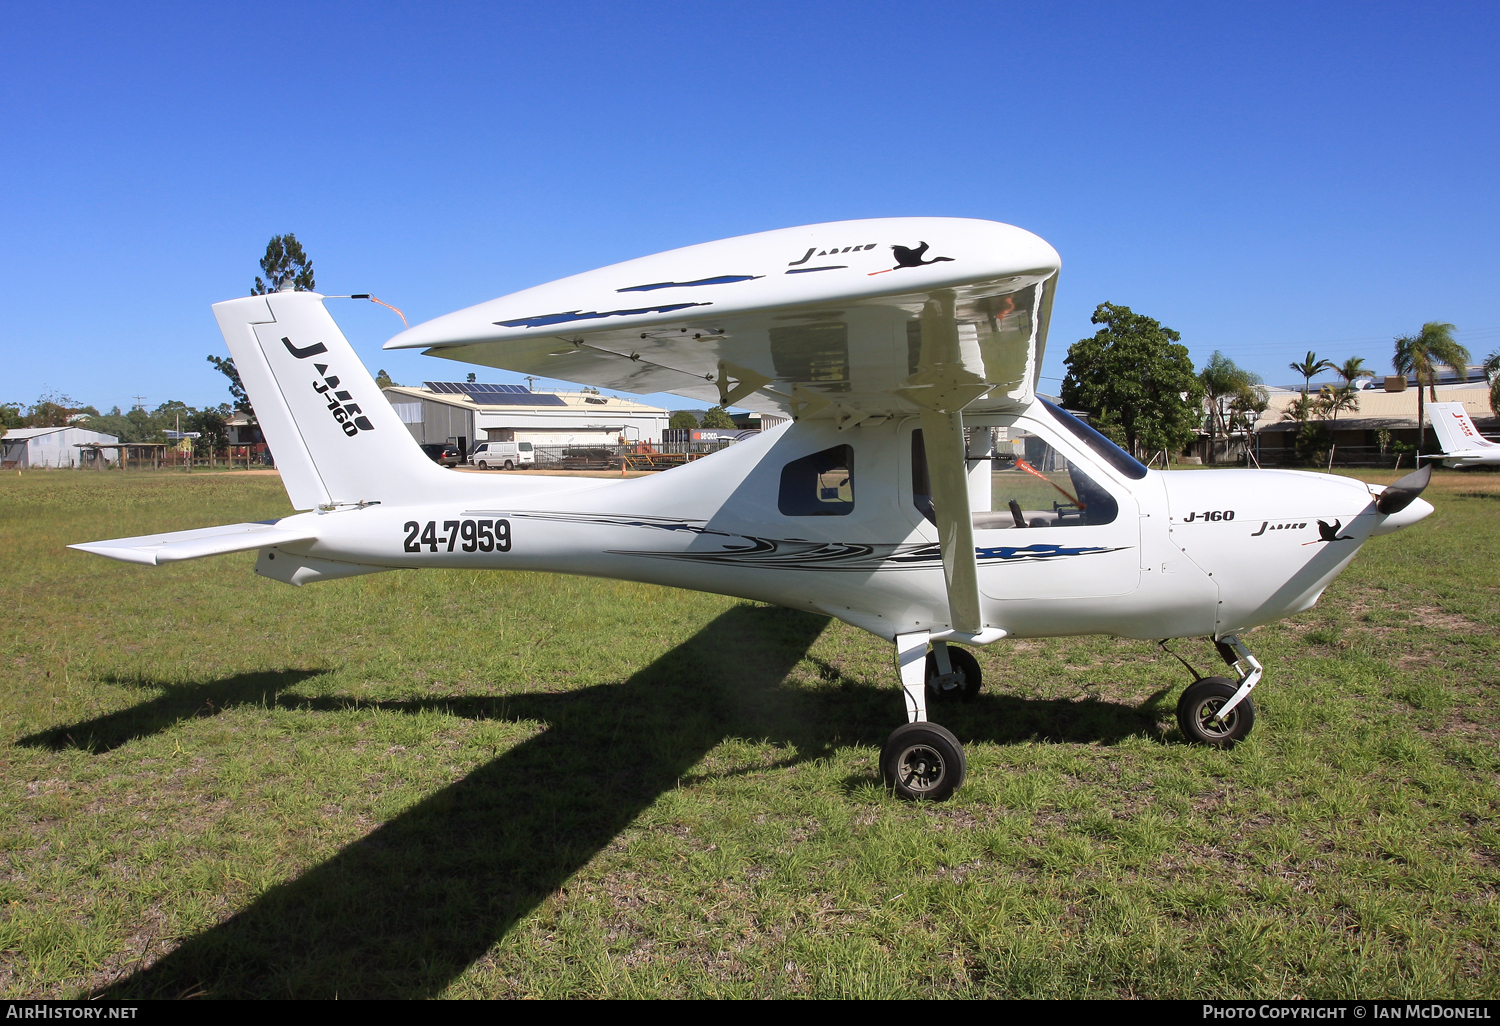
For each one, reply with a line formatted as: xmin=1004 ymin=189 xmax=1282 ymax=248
xmin=1322 ymin=356 xmax=1371 ymax=428
xmin=1393 ymin=322 xmax=1471 ymax=453
xmin=1317 ymin=384 xmax=1360 ymax=424
xmin=1199 ymin=351 xmax=1259 ymax=463
xmin=1336 ymin=357 xmax=1371 ymax=388
xmin=1289 ymin=351 xmax=1335 ymax=395
xmin=1485 ymin=350 xmax=1499 ymax=419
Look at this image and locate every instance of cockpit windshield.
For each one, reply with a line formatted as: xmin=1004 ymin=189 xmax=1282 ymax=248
xmin=1037 ymin=398 xmax=1148 ymax=480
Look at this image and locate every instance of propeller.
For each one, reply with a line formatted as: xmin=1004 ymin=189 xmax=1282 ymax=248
xmin=1375 ymin=464 xmax=1433 ymax=515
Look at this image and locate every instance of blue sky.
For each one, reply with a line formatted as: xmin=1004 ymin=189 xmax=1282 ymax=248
xmin=4 ymin=1 xmax=1497 ymax=413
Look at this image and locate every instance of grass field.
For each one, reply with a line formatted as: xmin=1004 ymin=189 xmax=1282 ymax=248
xmin=2 ymin=467 xmax=1497 ymax=999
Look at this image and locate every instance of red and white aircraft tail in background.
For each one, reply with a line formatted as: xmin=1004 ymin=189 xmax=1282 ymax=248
xmin=1426 ymin=402 xmax=1500 ymax=468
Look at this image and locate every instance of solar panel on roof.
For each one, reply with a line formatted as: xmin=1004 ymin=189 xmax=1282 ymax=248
xmin=464 ymin=382 xmax=531 ymax=395
xmin=470 ymin=392 xmax=567 ymax=406
xmin=425 ymin=381 xmax=533 ymax=394
xmin=421 ymin=381 xmax=567 ymax=406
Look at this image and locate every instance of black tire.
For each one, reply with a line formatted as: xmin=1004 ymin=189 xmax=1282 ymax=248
xmin=1176 ymin=676 xmax=1255 ymax=748
xmin=478 ymin=461 xmax=489 ymax=470
xmin=881 ymin=721 xmax=966 ymax=801
xmin=925 ymin=645 xmax=983 ymax=703
xmin=503 ymin=460 xmax=514 ymax=471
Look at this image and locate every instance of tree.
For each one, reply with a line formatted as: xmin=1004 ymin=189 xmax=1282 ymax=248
xmin=1393 ymin=322 xmax=1470 ymax=453
xmin=1289 ymin=351 xmax=1335 ymax=395
xmin=1484 ymin=350 xmax=1499 ymax=418
xmin=206 ymin=355 xmax=253 ymax=418
xmin=251 ymin=234 xmax=315 ymax=295
xmin=375 ymin=369 xmax=397 ymax=389
xmin=1198 ymin=351 xmax=1261 ymax=463
xmin=186 ymin=405 xmax=231 ymax=457
xmin=1336 ymin=356 xmax=1372 ymax=388
xmin=1316 ymin=384 xmax=1359 ymax=425
xmin=699 ymin=406 xmax=735 ymax=429
xmin=1060 ymin=303 xmax=1203 ymax=458
xmin=668 ymin=410 xmax=699 ymax=430
xmin=22 ymin=390 xmax=84 ymax=428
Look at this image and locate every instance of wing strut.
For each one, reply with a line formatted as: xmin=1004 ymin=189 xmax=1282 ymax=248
xmin=919 ymin=408 xmax=982 ymax=635
xmin=892 ymin=291 xmax=991 ymax=636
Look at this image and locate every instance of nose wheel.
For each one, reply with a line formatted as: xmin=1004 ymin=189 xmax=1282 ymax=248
xmin=1176 ymin=676 xmax=1255 ymax=747
xmin=1169 ymin=634 xmax=1263 ymax=749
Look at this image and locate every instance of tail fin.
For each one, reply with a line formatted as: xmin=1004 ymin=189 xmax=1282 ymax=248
xmin=212 ymin=291 xmax=449 ymax=510
xmin=1427 ymin=402 xmax=1496 ymax=454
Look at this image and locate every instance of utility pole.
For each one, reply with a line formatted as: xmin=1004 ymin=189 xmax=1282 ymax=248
xmin=525 ymin=376 xmax=538 ymax=392
xmin=132 ymin=396 xmax=147 ymax=410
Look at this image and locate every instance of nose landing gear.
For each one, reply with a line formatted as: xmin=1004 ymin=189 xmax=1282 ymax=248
xmin=1172 ymin=634 xmax=1263 ymax=748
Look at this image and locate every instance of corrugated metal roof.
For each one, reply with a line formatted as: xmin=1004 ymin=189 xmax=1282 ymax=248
xmin=1258 ymin=385 xmax=1494 ymax=429
xmin=2 ymin=427 xmax=70 ymax=439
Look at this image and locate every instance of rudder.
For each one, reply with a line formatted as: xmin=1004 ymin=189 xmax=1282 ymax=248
xmin=212 ymin=291 xmax=448 ymax=510
xmin=1427 ymin=402 xmax=1494 ymax=454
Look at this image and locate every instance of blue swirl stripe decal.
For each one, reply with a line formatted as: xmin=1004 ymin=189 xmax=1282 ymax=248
xmin=617 ymin=276 xmax=762 ymax=292
xmin=496 ymin=302 xmax=711 ymax=329
xmin=975 ymin=543 xmax=1115 ymax=561
xmin=490 ymin=511 xmax=1125 ymax=572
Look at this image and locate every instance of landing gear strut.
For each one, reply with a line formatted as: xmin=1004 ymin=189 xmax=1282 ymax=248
xmin=882 ymin=632 xmax=968 ymax=800
xmin=1174 ymin=634 xmax=1263 ymax=749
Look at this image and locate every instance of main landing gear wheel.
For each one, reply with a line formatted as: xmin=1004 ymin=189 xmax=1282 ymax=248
xmin=882 ymin=721 xmax=966 ymax=801
xmin=1176 ymin=676 xmax=1255 ymax=748
xmin=926 ymin=646 xmax=982 ymax=703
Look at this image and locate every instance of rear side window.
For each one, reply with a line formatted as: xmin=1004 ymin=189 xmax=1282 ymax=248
xmin=779 ymin=445 xmax=854 ymax=516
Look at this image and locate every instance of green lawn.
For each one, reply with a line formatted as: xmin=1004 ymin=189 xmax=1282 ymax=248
xmin=1 ymin=467 xmax=1497 ymax=998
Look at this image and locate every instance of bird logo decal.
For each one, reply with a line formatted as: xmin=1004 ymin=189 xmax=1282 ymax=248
xmin=1303 ymin=519 xmax=1355 ymax=545
xmin=891 ymin=242 xmax=954 ymax=268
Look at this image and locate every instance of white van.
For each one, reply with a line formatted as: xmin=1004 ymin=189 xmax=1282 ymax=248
xmin=470 ymin=441 xmax=534 ymax=470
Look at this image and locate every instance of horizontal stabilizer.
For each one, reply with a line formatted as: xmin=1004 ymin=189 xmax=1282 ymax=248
xmin=69 ymin=521 xmax=316 ymax=566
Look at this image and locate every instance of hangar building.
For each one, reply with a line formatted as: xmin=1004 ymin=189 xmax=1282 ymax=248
xmin=1 ymin=426 xmax=121 ymax=468
xmin=382 ymin=382 xmax=670 ymax=450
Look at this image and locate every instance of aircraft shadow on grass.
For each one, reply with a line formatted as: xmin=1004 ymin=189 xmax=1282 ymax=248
xmin=20 ymin=606 xmax=1167 ymax=999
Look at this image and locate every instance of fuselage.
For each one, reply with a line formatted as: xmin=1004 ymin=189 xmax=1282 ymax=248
xmin=262 ymin=407 xmax=1429 ymax=643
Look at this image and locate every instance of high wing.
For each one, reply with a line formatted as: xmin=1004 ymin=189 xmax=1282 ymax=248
xmin=384 ymin=217 xmax=1060 ymax=421
xmin=385 ymin=216 xmax=1058 ymax=645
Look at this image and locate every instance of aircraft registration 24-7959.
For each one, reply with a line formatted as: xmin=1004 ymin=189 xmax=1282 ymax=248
xmin=72 ymin=217 xmax=1437 ymax=801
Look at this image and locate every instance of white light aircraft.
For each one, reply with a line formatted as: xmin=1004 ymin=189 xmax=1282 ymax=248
xmin=1426 ymin=402 xmax=1500 ymax=468
xmin=72 ymin=218 xmax=1437 ymax=801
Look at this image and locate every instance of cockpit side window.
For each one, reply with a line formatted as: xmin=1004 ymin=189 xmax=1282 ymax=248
xmin=913 ymin=424 xmax=1120 ymax=530
xmin=986 ymin=425 xmax=1119 ymax=529
xmin=779 ymin=445 xmax=854 ymax=516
